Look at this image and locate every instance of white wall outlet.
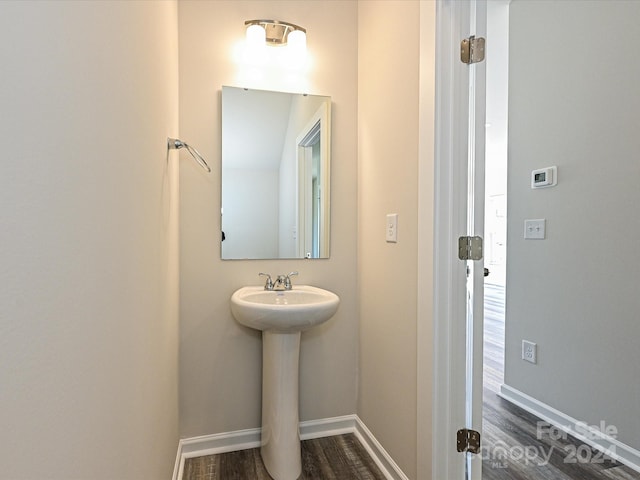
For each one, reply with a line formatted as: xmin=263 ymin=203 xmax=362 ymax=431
xmin=386 ymin=213 xmax=398 ymax=243
xmin=522 ymin=340 xmax=537 ymax=364
xmin=524 ymin=219 xmax=546 ymax=239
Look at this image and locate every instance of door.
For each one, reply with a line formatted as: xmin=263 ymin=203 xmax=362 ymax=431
xmin=433 ymin=1 xmax=487 ymax=479
xmin=462 ymin=3 xmax=487 ymax=479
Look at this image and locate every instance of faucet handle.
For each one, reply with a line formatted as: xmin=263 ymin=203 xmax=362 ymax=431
xmin=259 ymin=273 xmax=274 ymax=290
xmin=284 ymin=271 xmax=299 ymax=290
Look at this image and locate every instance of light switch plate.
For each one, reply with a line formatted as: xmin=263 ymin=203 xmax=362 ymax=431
xmin=524 ymin=219 xmax=546 ymax=239
xmin=386 ymin=213 xmax=398 ymax=243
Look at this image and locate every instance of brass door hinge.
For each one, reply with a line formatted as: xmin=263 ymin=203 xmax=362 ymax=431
xmin=457 ymin=428 xmax=481 ymax=454
xmin=461 ymin=36 xmax=486 ymax=64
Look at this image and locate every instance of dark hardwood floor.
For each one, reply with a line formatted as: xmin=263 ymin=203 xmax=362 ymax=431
xmin=482 ymin=282 xmax=640 ymax=480
xmin=183 ymin=433 xmax=385 ymax=480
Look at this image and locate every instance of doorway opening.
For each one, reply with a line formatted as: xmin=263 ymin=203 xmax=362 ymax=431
xmin=480 ymin=3 xmax=640 ymax=479
xmin=481 ymin=2 xmax=508 ymax=478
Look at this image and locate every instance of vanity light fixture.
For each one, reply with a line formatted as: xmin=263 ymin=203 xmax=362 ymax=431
xmin=244 ymin=19 xmax=306 ymax=49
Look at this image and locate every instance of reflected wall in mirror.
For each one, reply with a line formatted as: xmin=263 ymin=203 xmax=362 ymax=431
xmin=221 ymin=86 xmax=331 ymax=260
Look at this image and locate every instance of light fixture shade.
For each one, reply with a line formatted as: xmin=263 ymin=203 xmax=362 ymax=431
xmin=246 ymin=23 xmax=266 ymax=47
xmin=245 ymin=20 xmax=305 ymax=46
xmin=287 ymin=29 xmax=306 ymax=52
xmin=241 ymin=19 xmax=308 ymax=72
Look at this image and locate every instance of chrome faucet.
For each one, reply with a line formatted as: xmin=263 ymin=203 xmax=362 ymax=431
xmin=285 ymin=271 xmax=299 ymax=289
xmin=259 ymin=272 xmax=298 ymax=291
xmin=259 ymin=273 xmax=274 ymax=290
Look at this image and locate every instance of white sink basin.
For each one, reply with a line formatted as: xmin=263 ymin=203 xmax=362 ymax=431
xmin=230 ymin=283 xmax=339 ymax=479
xmin=230 ymin=285 xmax=339 ymax=333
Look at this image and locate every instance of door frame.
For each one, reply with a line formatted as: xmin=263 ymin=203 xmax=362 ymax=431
xmin=295 ymin=103 xmax=330 ymax=259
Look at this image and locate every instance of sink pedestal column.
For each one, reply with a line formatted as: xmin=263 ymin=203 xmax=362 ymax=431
xmin=261 ymin=331 xmax=302 ymax=480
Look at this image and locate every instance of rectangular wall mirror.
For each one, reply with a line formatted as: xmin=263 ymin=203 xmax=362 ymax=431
xmin=221 ymin=86 xmax=331 ymax=260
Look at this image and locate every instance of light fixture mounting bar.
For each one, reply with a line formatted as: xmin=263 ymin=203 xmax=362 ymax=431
xmin=244 ymin=19 xmax=306 ymax=45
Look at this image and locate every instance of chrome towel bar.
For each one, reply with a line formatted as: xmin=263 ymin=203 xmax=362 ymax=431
xmin=167 ymin=137 xmax=211 ymax=173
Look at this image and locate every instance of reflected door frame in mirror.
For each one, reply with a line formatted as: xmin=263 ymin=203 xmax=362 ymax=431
xmin=296 ymin=102 xmax=330 ymax=259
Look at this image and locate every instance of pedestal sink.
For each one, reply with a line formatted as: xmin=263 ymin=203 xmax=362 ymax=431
xmin=230 ymin=285 xmax=340 ymax=480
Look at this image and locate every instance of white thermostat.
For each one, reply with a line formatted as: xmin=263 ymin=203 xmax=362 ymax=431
xmin=531 ymin=166 xmax=557 ymax=188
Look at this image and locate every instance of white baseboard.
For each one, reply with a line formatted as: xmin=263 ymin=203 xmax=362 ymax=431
xmin=499 ymin=384 xmax=640 ymax=474
xmin=351 ymin=416 xmax=410 ymax=480
xmin=172 ymin=414 xmax=408 ymax=480
xmin=171 ymin=426 xmax=262 ymax=480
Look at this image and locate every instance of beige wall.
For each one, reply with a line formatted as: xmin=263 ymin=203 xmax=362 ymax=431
xmin=179 ymin=3 xmax=437 ymax=478
xmin=178 ymin=0 xmax=359 ymax=438
xmin=358 ymin=2 xmax=431 ymax=478
xmin=0 ymin=0 xmax=438 ymax=478
xmin=0 ymin=1 xmax=180 ymax=478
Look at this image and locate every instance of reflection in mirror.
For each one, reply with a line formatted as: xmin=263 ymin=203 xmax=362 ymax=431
xmin=221 ymin=86 xmax=331 ymax=260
